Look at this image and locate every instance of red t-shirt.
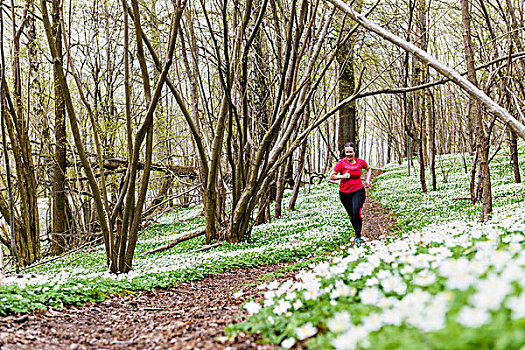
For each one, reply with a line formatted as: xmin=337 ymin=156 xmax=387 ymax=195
xmin=333 ymin=158 xmax=369 ymax=193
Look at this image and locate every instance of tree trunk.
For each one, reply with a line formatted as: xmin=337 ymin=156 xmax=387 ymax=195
xmin=504 ymin=0 xmax=523 ymax=184
xmin=429 ymin=91 xmax=437 ymax=191
xmin=288 ymin=109 xmax=310 ymax=211
xmin=274 ymin=161 xmax=287 ymax=219
xmin=336 ymin=9 xmax=358 ymax=151
xmin=509 ymin=130 xmax=521 ymax=183
xmin=51 ymin=0 xmax=69 ymax=256
xmin=416 ymin=0 xmax=428 ymax=193
xmin=253 ymin=0 xmax=272 ymax=225
xmin=460 ymin=0 xmax=492 ymax=219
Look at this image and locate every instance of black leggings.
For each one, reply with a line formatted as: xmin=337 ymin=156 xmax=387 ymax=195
xmin=339 ymin=187 xmax=366 ymax=239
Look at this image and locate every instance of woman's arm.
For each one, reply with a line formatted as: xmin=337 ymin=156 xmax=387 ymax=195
xmin=330 ymin=170 xmax=350 ymax=180
xmin=364 ymin=167 xmax=372 ymax=188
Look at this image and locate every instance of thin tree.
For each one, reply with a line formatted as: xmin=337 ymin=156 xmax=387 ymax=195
xmin=460 ymin=0 xmax=492 ymax=219
xmin=50 ymin=0 xmax=69 ymax=256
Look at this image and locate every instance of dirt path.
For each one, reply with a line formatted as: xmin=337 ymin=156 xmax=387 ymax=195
xmin=0 ymin=171 xmax=396 ymax=350
xmin=0 ymin=265 xmax=287 ymax=350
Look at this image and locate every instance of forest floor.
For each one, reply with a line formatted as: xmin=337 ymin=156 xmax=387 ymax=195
xmin=0 ymin=171 xmax=397 ymax=350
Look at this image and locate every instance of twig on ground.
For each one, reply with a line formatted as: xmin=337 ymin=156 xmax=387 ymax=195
xmin=142 ymin=229 xmax=206 ymax=256
xmin=194 ymin=242 xmax=222 ymax=253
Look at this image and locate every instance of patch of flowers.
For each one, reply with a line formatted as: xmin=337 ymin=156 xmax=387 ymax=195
xmin=229 ymin=149 xmax=525 ymax=349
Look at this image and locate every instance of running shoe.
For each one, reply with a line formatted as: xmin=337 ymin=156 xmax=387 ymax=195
xmin=356 ymin=237 xmax=361 ymax=246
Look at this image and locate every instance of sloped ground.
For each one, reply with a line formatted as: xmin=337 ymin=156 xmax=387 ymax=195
xmin=0 ymin=173 xmax=396 ymax=350
xmin=0 ymin=265 xmax=286 ymax=350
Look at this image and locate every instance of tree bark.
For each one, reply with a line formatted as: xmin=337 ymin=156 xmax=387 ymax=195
xmin=51 ymin=0 xmax=68 ymax=256
xmin=274 ymin=160 xmax=288 ymax=219
xmin=509 ymin=130 xmax=521 ymax=183
xmin=336 ymin=7 xmax=359 ymax=150
xmin=288 ymin=108 xmax=310 ymax=211
xmin=460 ymin=0 xmax=492 ymax=219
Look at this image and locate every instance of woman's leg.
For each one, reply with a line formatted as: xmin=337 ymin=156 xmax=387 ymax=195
xmin=339 ymin=190 xmax=365 ymax=240
xmin=339 ymin=191 xmax=353 ymax=220
xmin=339 ymin=192 xmax=355 ymax=239
xmin=349 ymin=188 xmax=366 ymax=239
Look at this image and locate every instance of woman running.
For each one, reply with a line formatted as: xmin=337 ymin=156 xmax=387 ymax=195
xmin=330 ymin=142 xmax=372 ymax=246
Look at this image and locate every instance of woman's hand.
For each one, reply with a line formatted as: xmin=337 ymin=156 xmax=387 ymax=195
xmin=365 ymin=181 xmax=371 ymax=188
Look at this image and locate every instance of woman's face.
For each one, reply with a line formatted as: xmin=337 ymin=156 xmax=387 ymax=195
xmin=345 ymin=147 xmax=355 ymax=159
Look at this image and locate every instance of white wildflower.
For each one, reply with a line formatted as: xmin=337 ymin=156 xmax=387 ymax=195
xmin=332 ymin=331 xmax=358 ymax=350
xmin=376 ymin=269 xmax=392 ymax=280
xmin=285 ymin=291 xmax=297 ymax=301
xmin=365 ymin=277 xmax=379 ymax=286
xmin=348 ymin=272 xmax=362 ymax=281
xmin=412 ymin=270 xmax=436 ymax=286
xmin=292 ymin=299 xmax=303 ymax=310
xmin=457 ymin=306 xmax=490 ymax=328
xmin=326 ymin=311 xmax=351 ymax=333
xmin=361 ymin=313 xmax=384 ymax=332
xmin=400 ymin=265 xmax=415 ymax=275
xmin=332 ymin=325 xmax=368 ymax=350
xmin=243 ymin=301 xmax=261 ymax=315
xmin=266 ymin=281 xmax=280 ymax=290
xmin=506 ymin=293 xmax=525 ymax=319
xmin=444 ymin=270 xmax=477 ymax=291
xmin=281 ymin=337 xmax=296 ymax=349
xmin=360 ymin=287 xmax=382 ymax=305
xmin=471 ymin=275 xmax=512 ymax=311
xmin=273 ymin=299 xmax=291 ymax=315
xmin=381 ymin=308 xmax=402 ymax=326
xmin=381 ymin=275 xmax=407 ymax=295
xmin=491 ymin=250 xmax=512 ymax=271
xmin=295 ymin=322 xmax=317 ymax=340
xmin=263 ymin=290 xmax=275 ymax=307
xmin=331 ymin=280 xmax=352 ymax=299
xmin=330 ymin=263 xmax=347 ymax=275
